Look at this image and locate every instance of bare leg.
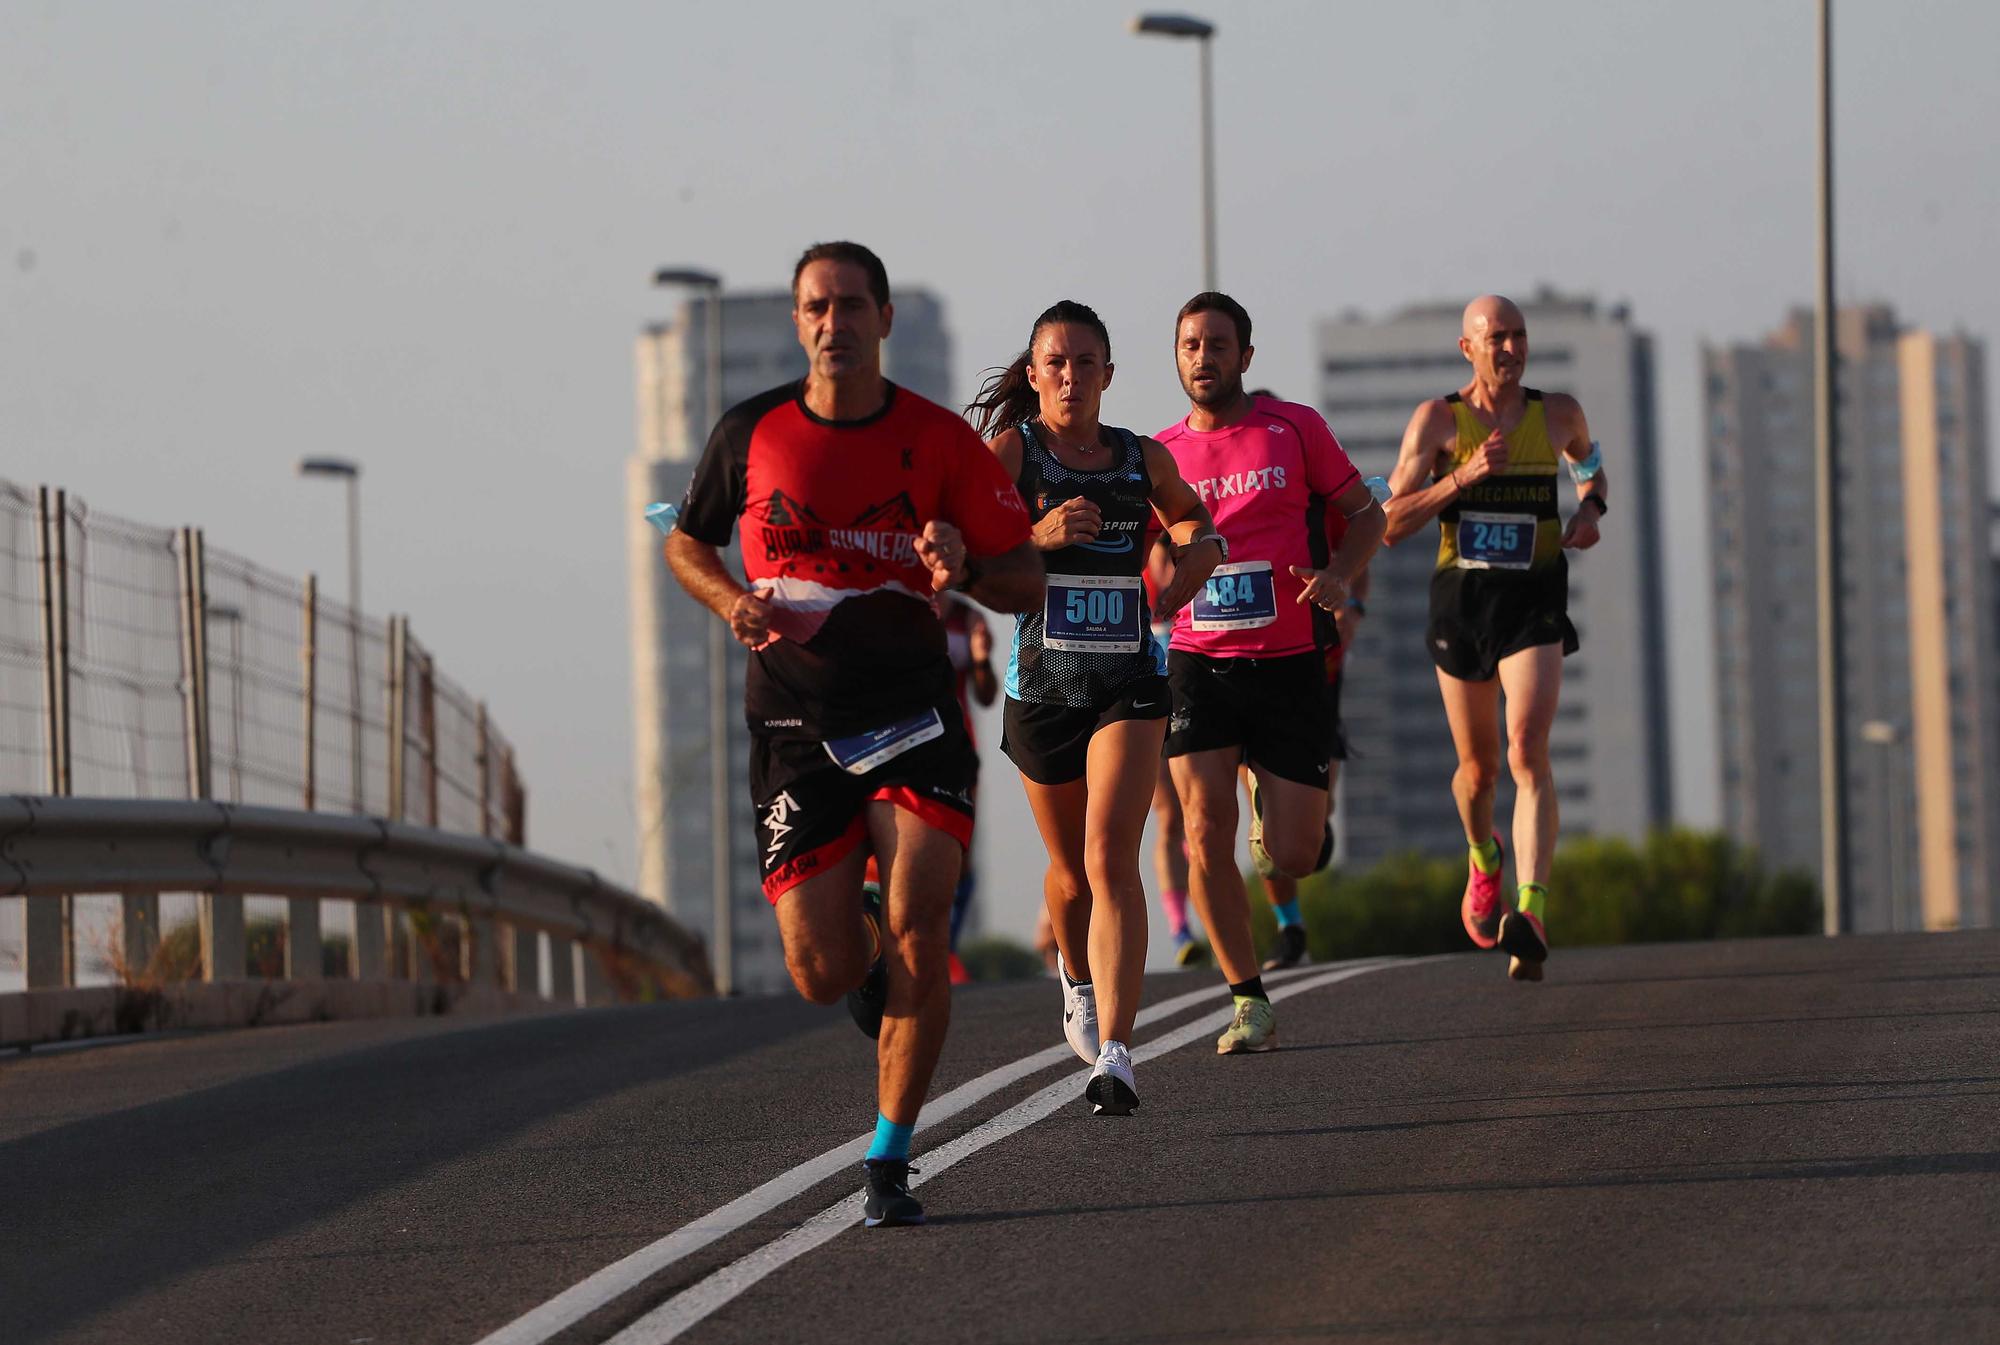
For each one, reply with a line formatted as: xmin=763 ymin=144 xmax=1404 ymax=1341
xmin=1020 ymin=775 xmax=1092 ymax=983
xmin=1081 ymin=716 xmax=1165 ymax=1044
xmin=1244 ymin=763 xmax=1330 ymax=879
xmin=1497 ymin=643 xmax=1564 ymax=885
xmin=1152 ymin=757 xmax=1189 ymax=893
xmin=868 ymin=801 xmax=961 ymax=1127
xmin=1436 ymin=668 xmax=1503 ymax=847
xmin=1262 ymin=760 xmax=1340 ymax=912
xmin=771 ymin=840 xmax=874 ymax=1006
xmin=1171 ymin=746 xmax=1258 ymax=985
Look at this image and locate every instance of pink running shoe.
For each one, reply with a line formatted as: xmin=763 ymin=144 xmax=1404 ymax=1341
xmin=1461 ymin=835 xmax=1505 ymax=949
xmin=1499 ymin=907 xmax=1548 ymax=982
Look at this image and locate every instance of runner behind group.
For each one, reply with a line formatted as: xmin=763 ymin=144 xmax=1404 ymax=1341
xmin=1381 ymin=293 xmax=1607 ymax=982
xmin=941 ymin=594 xmax=999 ymax=984
xmin=969 ymin=300 xmax=1224 ymax=1115
xmin=664 ymin=242 xmax=1041 ymax=1227
xmin=1143 ymin=539 xmax=1204 ymax=966
xmin=1249 ymin=384 xmax=1372 ymax=970
xmin=1254 ymin=564 xmax=1369 ymax=968
xmin=1156 ymin=293 xmax=1385 ymax=1053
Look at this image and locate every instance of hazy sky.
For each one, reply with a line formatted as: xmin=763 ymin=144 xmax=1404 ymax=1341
xmin=6 ymin=1 xmax=1997 ymax=949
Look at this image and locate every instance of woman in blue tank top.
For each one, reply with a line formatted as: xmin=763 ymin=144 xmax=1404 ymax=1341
xmin=966 ymin=300 xmax=1224 ymax=1117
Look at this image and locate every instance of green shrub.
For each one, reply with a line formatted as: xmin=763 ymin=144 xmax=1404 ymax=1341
xmin=1248 ymin=827 xmax=1819 ymax=962
xmin=957 ymin=936 xmax=1046 ymax=982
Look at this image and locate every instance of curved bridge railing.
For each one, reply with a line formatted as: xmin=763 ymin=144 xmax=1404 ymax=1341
xmin=0 ymin=795 xmax=713 ymax=1047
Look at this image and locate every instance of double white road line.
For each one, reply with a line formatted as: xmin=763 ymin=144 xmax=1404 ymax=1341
xmin=476 ymin=957 xmax=1406 ymax=1345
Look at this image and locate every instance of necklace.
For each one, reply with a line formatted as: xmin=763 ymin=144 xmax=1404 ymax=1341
xmin=1038 ymin=420 xmax=1110 ymax=457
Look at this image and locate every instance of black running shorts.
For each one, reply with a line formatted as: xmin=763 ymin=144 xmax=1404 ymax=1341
xmin=1000 ymin=675 xmax=1169 ymax=787
xmin=1163 ymin=650 xmax=1334 ymax=788
xmin=750 ymin=702 xmax=977 ymax=903
xmin=1326 ymin=666 xmax=1349 ymax=764
xmin=1426 ymin=564 xmax=1579 ymax=683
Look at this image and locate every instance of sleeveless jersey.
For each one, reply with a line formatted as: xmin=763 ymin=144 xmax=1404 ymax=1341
xmin=1005 ymin=421 xmax=1165 ymax=706
xmin=1435 ymin=388 xmax=1564 ymax=575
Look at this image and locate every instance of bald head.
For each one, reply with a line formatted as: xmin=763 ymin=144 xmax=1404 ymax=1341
xmin=1461 ymin=294 xmax=1525 ymax=342
xmin=1458 ymin=294 xmax=1529 ymax=388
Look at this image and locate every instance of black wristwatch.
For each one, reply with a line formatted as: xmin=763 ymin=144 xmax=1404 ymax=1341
xmin=955 ymin=555 xmax=987 ymax=592
xmin=1581 ymin=495 xmax=1608 ymax=517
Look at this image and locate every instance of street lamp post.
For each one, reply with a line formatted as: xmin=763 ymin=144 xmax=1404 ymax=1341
xmin=653 ymin=266 xmax=733 ymax=997
xmin=297 ymin=457 xmax=363 ymax=813
xmin=1860 ymin=720 xmax=1905 ymax=931
xmin=1131 ymin=13 xmax=1218 ymax=290
xmin=1813 ymin=0 xmax=1851 ymax=935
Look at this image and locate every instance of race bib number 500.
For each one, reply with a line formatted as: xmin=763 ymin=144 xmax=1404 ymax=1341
xmin=1044 ymin=573 xmax=1143 ymax=653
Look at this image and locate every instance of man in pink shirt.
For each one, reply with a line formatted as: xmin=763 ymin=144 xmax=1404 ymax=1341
xmin=1155 ymin=293 xmax=1385 ymax=1053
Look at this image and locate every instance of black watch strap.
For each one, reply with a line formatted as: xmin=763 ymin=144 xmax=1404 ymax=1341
xmin=1582 ymin=495 xmax=1608 ymax=517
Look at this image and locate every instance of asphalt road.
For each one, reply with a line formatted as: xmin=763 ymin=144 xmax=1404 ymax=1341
xmin=4 ymin=932 xmax=1997 ymax=1344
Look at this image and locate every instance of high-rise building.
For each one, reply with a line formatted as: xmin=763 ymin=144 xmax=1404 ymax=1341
xmin=628 ymin=288 xmax=953 ymax=993
xmin=1316 ymin=291 xmax=1671 ymax=867
xmin=1706 ymin=306 xmax=1997 ymax=931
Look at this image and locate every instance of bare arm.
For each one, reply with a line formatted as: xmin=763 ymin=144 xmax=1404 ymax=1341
xmin=1291 ymin=478 xmax=1387 ymax=610
xmin=665 ymin=529 xmax=774 ymax=647
xmin=966 ymin=613 xmax=999 ymax=706
xmin=958 ymin=540 xmax=1043 ymax=613
xmin=1142 ymin=436 xmax=1222 ymax=615
xmin=1383 ymin=399 xmax=1487 ymax=546
xmin=1550 ymin=393 xmax=1608 ymax=551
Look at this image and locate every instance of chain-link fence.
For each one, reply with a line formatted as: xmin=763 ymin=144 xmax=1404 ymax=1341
xmin=0 ymin=478 xmax=526 ymax=838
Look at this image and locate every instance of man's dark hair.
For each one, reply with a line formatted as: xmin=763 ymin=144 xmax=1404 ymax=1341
xmin=792 ymin=241 xmax=890 ymax=308
xmin=1177 ymin=291 xmax=1252 ymax=349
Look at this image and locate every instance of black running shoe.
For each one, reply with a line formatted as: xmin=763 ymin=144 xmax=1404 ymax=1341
xmin=845 ymin=884 xmax=887 ymax=1039
xmin=1261 ymin=923 xmax=1309 ymax=972
xmin=862 ymin=1159 xmax=924 ymax=1227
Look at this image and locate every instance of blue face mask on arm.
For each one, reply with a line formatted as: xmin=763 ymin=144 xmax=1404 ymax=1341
xmin=1566 ymin=442 xmax=1603 ymax=483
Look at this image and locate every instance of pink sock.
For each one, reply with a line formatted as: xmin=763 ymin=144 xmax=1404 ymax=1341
xmin=1161 ymin=887 xmax=1190 ymax=938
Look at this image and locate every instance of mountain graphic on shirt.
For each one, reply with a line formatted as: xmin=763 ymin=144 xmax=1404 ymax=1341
xmin=764 ymin=490 xmax=825 ymax=528
xmin=852 ymin=492 xmax=919 ymax=531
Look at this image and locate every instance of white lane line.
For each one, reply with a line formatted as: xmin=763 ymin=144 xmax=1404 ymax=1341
xmin=473 ymin=961 xmax=1362 ymax=1345
xmin=610 ymin=960 xmax=1402 ymax=1344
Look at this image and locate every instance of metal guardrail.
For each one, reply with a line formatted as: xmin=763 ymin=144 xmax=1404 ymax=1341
xmin=0 ymin=795 xmax=713 ymax=1047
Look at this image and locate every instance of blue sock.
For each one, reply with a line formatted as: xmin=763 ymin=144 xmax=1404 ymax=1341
xmin=1274 ymin=899 xmax=1303 ymax=929
xmin=866 ymin=1112 xmax=914 ymax=1164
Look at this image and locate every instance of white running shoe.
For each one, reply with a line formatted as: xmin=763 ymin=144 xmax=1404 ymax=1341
xmin=1085 ymin=1040 xmax=1138 ymax=1116
xmin=1057 ymin=951 xmax=1098 ymax=1064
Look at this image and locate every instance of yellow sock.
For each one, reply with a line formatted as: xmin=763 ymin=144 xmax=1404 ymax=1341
xmin=1470 ymin=836 xmax=1501 ymax=876
xmin=1517 ymin=882 xmax=1548 ymax=919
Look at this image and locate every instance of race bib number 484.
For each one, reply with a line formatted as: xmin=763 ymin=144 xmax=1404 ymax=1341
xmin=1190 ymin=560 xmax=1277 ymax=631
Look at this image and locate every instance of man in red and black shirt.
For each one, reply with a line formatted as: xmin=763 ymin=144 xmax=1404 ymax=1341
xmin=666 ymin=241 xmax=1039 ymax=1228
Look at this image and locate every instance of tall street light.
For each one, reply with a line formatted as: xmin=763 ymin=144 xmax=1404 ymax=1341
xmin=1131 ymin=12 xmax=1217 ymax=290
xmin=652 ymin=266 xmax=733 ymax=996
xmin=297 ymin=456 xmax=364 ymax=813
xmin=1813 ymin=0 xmax=1851 ymax=934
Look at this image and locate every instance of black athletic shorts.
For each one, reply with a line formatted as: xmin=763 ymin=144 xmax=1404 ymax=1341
xmin=1164 ymin=650 xmax=1334 ymax=788
xmin=1001 ymin=675 xmax=1169 ymax=786
xmin=1427 ymin=563 xmax=1579 ymax=683
xmin=1326 ymin=666 xmax=1349 ymax=764
xmin=749 ymin=701 xmax=977 ymax=903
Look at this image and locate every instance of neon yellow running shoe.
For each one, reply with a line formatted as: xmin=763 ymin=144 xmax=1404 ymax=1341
xmin=1215 ymin=995 xmax=1278 ymax=1055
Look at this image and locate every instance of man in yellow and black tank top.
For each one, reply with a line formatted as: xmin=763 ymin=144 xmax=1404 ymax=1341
xmin=1381 ymin=295 xmax=1610 ymax=983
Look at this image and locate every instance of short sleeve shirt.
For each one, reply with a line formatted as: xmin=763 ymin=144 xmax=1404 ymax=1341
xmin=1153 ymin=395 xmax=1360 ymax=658
xmin=679 ymin=380 xmax=1031 ymax=739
